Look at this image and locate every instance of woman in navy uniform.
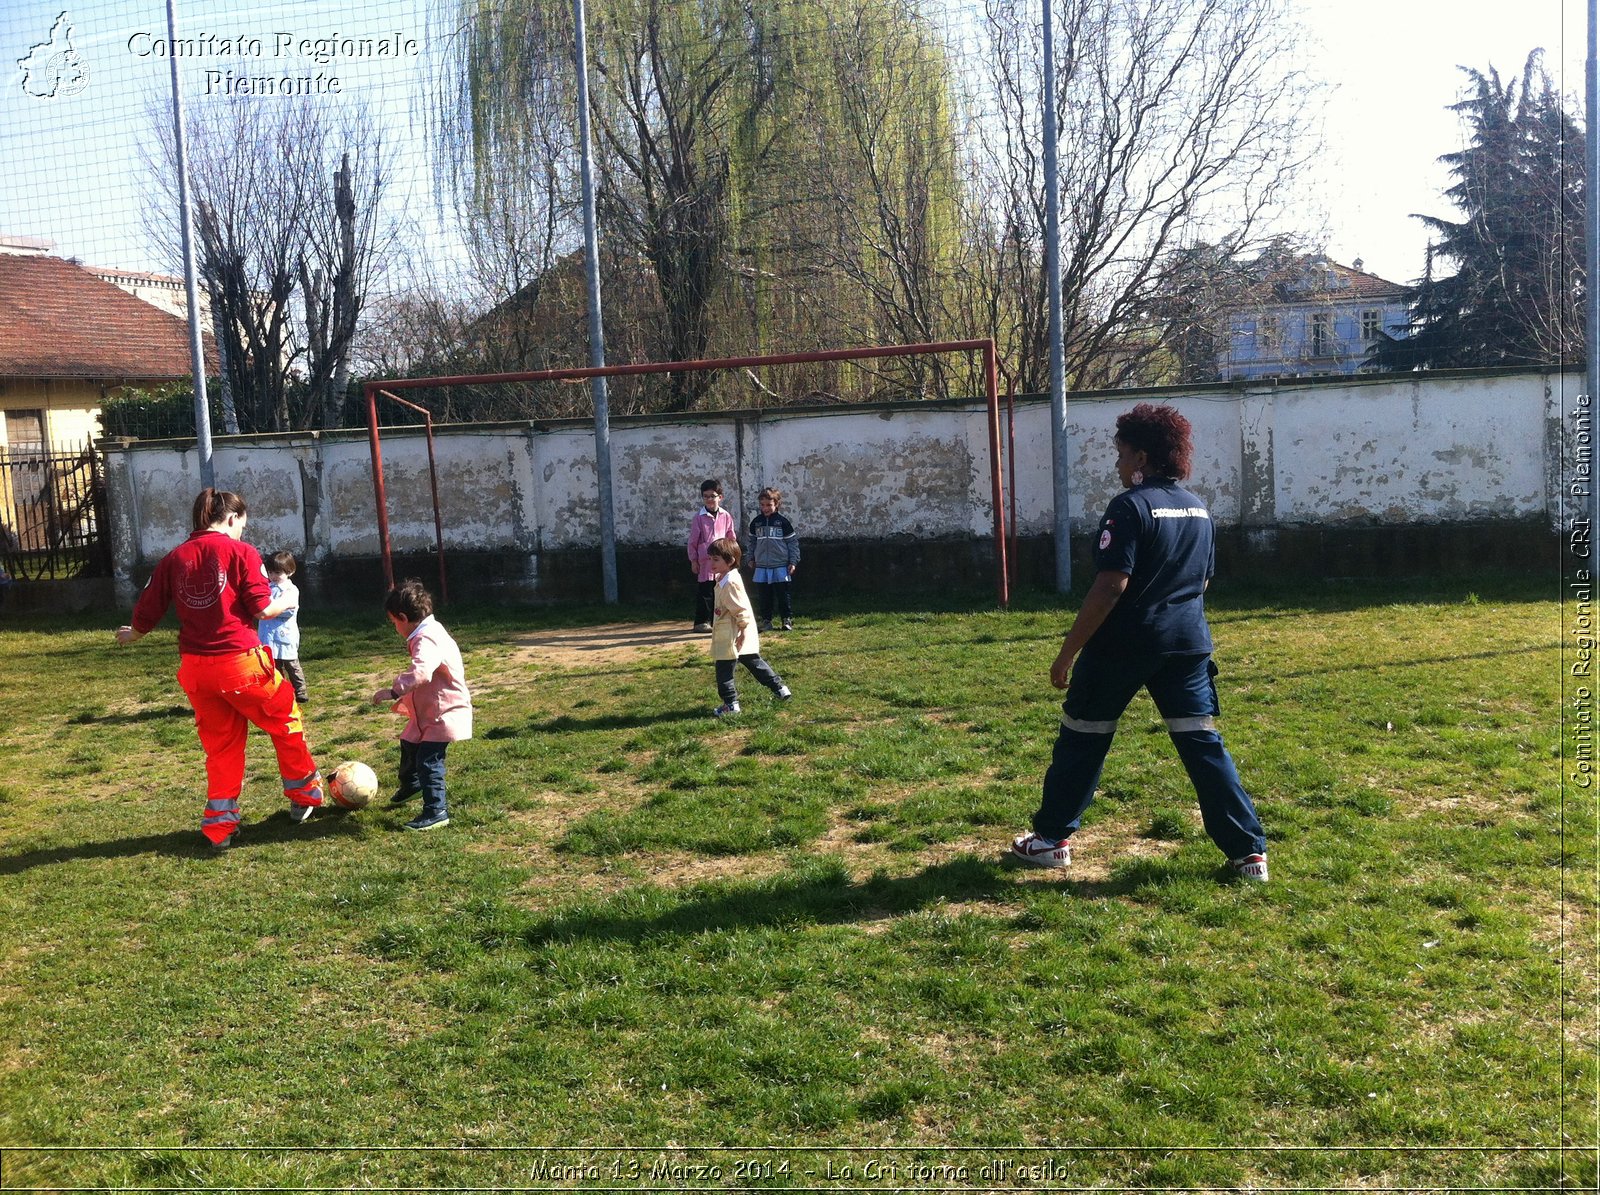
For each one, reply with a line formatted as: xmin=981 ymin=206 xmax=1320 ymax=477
xmin=1010 ymin=403 xmax=1269 ymax=882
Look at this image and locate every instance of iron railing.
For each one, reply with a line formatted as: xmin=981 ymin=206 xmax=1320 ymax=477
xmin=0 ymin=439 xmax=110 ymax=581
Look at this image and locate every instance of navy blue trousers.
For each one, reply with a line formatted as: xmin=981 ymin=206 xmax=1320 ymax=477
xmin=399 ymin=739 xmax=450 ymax=820
xmin=1032 ymin=650 xmax=1266 ymax=860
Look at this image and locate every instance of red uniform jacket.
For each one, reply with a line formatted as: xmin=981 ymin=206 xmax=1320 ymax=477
xmin=132 ymin=530 xmax=272 ymax=656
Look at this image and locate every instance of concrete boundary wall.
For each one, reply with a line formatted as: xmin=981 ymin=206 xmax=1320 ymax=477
xmin=103 ymin=366 xmax=1578 ymax=604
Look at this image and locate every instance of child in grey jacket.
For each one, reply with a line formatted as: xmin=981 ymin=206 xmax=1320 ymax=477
xmin=747 ymin=487 xmax=800 ymax=631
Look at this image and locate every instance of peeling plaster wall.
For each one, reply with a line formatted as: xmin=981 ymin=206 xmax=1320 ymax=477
xmin=756 ymin=407 xmax=989 ymax=538
xmin=103 ymin=368 xmax=1571 ymax=604
xmin=1268 ymin=377 xmax=1546 ymax=524
xmin=1005 ymin=391 xmax=1245 ymax=534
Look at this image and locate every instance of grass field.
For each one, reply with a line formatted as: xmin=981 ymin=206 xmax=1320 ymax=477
xmin=0 ymin=574 xmax=1591 ymax=1192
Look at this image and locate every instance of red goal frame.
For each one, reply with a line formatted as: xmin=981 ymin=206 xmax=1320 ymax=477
xmin=362 ymin=338 xmax=1010 ymax=607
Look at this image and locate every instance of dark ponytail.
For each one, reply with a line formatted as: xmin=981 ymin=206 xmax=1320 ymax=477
xmin=192 ymin=488 xmax=248 ymax=531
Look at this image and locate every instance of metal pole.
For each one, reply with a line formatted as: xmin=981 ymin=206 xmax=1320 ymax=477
xmin=573 ymin=0 xmax=619 ymax=604
xmin=1042 ymin=0 xmax=1070 ymax=591
xmin=1006 ymin=379 xmax=1018 ymax=592
xmin=1588 ymin=0 xmax=1599 ymax=542
xmin=369 ymin=338 xmax=997 ymax=393
xmin=984 ymin=341 xmax=1010 ymax=609
xmin=365 ymin=384 xmax=395 ymax=593
xmin=165 ymin=0 xmax=213 ymax=489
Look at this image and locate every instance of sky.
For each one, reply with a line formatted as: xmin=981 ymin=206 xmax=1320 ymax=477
xmin=0 ymin=0 xmax=442 ymax=274
xmin=0 ymin=0 xmax=1589 ymax=289
xmin=1303 ymin=0 xmax=1586 ymax=285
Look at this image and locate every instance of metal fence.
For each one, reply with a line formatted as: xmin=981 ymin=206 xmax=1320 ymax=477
xmin=0 ymin=440 xmax=110 ymax=582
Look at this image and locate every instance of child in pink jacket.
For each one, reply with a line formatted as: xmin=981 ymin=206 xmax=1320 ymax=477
xmin=687 ymin=478 xmax=735 ymax=631
xmin=370 ymin=579 xmax=473 ymax=831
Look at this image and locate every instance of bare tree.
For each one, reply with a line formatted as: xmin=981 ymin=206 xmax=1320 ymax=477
xmin=144 ymin=97 xmax=392 ymax=432
xmin=299 ymin=112 xmax=397 ymax=430
xmin=1137 ymin=235 xmax=1314 ymax=384
xmin=970 ymin=0 xmax=1319 ymax=393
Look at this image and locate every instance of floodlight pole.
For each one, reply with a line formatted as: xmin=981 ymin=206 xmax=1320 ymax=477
xmin=1588 ymin=0 xmax=1599 ymax=541
xmin=573 ymin=0 xmax=619 ymax=604
xmin=166 ymin=0 xmax=213 ymax=488
xmin=1043 ymin=0 xmax=1070 ymax=591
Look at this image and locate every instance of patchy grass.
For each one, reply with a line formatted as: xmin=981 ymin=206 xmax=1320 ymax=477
xmin=0 ymin=575 xmax=1590 ymax=1191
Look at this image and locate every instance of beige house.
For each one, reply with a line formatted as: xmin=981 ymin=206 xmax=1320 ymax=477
xmin=0 ymin=242 xmax=209 ymax=450
xmin=0 ymin=241 xmax=212 ymax=557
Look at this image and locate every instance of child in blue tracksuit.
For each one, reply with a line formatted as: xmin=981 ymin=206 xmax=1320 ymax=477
xmin=747 ymin=486 xmax=801 ymax=631
xmin=258 ymin=550 xmax=308 ymax=702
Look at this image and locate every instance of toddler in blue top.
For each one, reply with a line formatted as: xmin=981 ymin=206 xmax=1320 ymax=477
xmin=258 ymin=550 xmax=309 ymax=703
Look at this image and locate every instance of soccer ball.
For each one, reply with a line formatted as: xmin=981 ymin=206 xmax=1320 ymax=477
xmin=328 ymin=760 xmax=379 ymax=810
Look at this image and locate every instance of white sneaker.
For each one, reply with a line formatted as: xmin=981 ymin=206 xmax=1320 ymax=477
xmin=713 ymin=701 xmax=741 ymax=717
xmin=1010 ymin=832 xmax=1070 ymax=869
xmin=1230 ymin=853 xmax=1269 ymax=883
xmin=776 ymin=685 xmax=792 ymax=701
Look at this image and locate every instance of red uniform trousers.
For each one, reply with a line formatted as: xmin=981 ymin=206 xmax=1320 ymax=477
xmin=176 ymin=645 xmax=323 ymax=844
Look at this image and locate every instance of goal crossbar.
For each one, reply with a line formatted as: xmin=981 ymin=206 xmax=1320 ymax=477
xmin=362 ymin=338 xmax=1010 ymax=606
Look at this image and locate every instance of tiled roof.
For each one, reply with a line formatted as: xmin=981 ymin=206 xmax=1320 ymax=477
xmin=1242 ymin=256 xmax=1407 ymax=305
xmin=86 ymin=265 xmax=186 ymax=288
xmin=0 ymin=252 xmax=213 ymax=379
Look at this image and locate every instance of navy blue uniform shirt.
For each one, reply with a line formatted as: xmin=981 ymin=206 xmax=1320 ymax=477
xmin=1088 ymin=478 xmax=1214 ymax=657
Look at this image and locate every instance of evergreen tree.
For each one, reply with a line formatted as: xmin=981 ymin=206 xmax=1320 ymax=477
xmin=1374 ymin=52 xmax=1584 ymax=370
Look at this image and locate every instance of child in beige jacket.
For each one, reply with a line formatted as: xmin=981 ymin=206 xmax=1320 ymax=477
xmin=706 ymin=538 xmax=791 ymax=717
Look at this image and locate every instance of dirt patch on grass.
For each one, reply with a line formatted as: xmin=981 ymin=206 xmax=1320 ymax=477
xmin=509 ymin=622 xmax=706 ymax=668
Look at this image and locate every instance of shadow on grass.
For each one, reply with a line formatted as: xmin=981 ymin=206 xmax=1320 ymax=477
xmin=519 ymin=854 xmax=1168 ymax=946
xmin=485 ymin=709 xmax=708 ymax=736
xmin=0 ymin=809 xmax=362 ymax=875
xmin=76 ymin=704 xmax=192 ymax=724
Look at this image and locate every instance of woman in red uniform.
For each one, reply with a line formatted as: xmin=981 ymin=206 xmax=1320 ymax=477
xmin=115 ymin=488 xmax=324 ymax=851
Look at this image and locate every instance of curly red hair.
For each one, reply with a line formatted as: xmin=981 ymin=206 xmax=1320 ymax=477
xmin=1115 ymin=404 xmax=1193 ymax=481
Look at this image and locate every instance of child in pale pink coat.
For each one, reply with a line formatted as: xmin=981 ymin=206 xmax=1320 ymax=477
xmin=370 ymin=579 xmax=473 ymax=831
xmin=687 ymin=478 xmax=735 ymax=631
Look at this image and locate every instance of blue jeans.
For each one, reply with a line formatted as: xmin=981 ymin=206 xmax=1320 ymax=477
xmin=1032 ymin=650 xmax=1266 ymax=860
xmin=399 ymin=739 xmax=449 ymax=819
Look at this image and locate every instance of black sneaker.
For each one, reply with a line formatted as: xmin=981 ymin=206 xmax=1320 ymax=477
xmin=404 ymin=811 xmax=450 ymax=832
xmin=781 ymin=619 xmax=794 ymax=631
xmin=388 ymin=787 xmax=420 ymax=806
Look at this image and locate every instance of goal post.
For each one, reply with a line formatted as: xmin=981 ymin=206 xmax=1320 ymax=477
xmin=362 ymin=338 xmax=1011 ymax=607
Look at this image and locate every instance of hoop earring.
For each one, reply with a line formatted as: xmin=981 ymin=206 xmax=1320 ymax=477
xmin=1131 ymin=470 xmax=1144 ymax=485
